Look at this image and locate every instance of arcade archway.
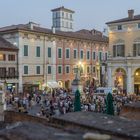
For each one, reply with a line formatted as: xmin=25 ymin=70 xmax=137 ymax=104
xmin=114 ymin=68 xmax=126 ymax=92
xmin=134 ymin=68 xmax=140 ymax=95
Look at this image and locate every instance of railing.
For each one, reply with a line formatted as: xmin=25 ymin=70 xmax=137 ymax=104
xmin=0 ymin=71 xmax=19 ymax=79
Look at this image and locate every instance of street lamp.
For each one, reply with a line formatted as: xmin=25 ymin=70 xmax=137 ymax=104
xmin=78 ymin=61 xmax=84 ymax=78
xmin=136 ymin=72 xmax=139 ymax=76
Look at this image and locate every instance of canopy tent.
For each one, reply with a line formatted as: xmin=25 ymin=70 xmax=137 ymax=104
xmin=47 ymin=81 xmax=60 ymax=88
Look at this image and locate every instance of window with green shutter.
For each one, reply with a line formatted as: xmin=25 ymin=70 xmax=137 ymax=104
xmin=24 ymin=45 xmax=28 ymax=56
xmin=93 ymin=52 xmax=96 ymax=60
xmin=58 ymin=48 xmax=62 ymax=58
xmin=66 ymin=49 xmax=70 ymax=59
xmin=99 ymin=52 xmax=102 ymax=61
xmin=36 ymin=46 xmax=40 ymax=57
xmin=58 ymin=66 xmax=62 ymax=74
xmin=48 ymin=47 xmax=51 ymax=58
xmin=24 ymin=66 xmax=28 ymax=74
xmin=66 ymin=66 xmax=70 ymax=73
xmin=48 ymin=66 xmax=52 ymax=74
xmin=74 ymin=49 xmax=77 ymax=59
xmin=87 ymin=51 xmax=90 ymax=60
xmin=80 ymin=50 xmax=84 ymax=59
xmin=36 ymin=66 xmax=40 ymax=74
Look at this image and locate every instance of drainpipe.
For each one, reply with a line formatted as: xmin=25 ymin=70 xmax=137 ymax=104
xmin=43 ymin=35 xmax=46 ymax=87
xmin=17 ymin=50 xmax=19 ymax=94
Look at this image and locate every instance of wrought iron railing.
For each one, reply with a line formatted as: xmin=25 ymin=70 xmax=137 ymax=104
xmin=0 ymin=71 xmax=19 ymax=79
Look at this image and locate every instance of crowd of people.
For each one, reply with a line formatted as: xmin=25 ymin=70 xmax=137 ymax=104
xmin=4 ymin=87 xmax=140 ymax=118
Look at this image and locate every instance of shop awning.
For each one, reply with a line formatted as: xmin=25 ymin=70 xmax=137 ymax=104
xmin=47 ymin=81 xmax=60 ymax=88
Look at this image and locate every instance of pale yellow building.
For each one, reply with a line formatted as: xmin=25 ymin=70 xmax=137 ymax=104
xmin=106 ymin=10 xmax=140 ymax=94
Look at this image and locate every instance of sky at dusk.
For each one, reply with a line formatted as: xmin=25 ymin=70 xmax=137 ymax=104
xmin=0 ymin=0 xmax=140 ymax=32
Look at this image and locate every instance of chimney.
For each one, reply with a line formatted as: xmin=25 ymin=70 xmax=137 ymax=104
xmin=128 ymin=9 xmax=134 ymax=19
xmin=28 ymin=22 xmax=40 ymax=30
xmin=91 ymin=29 xmax=96 ymax=35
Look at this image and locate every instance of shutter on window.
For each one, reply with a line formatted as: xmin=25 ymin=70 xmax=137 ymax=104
xmin=3 ymin=54 xmax=6 ymax=61
xmin=122 ymin=45 xmax=125 ymax=57
xmin=133 ymin=44 xmax=136 ymax=56
xmin=113 ymin=45 xmax=116 ymax=57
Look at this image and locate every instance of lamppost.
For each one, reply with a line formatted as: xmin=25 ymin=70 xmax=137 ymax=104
xmin=78 ymin=61 xmax=84 ymax=80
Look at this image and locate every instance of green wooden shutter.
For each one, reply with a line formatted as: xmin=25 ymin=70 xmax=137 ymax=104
xmin=48 ymin=48 xmax=51 ymax=57
xmin=36 ymin=46 xmax=40 ymax=57
xmin=24 ymin=45 xmax=28 ymax=56
xmin=113 ymin=45 xmax=116 ymax=57
xmin=133 ymin=44 xmax=136 ymax=56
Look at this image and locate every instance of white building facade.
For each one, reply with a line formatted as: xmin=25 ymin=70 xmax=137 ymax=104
xmin=0 ymin=23 xmax=57 ymax=92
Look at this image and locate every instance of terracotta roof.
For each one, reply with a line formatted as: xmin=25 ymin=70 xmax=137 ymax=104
xmin=0 ymin=23 xmax=108 ymax=43
xmin=106 ymin=14 xmax=140 ymax=24
xmin=51 ymin=6 xmax=75 ymax=13
xmin=0 ymin=36 xmax=18 ymax=51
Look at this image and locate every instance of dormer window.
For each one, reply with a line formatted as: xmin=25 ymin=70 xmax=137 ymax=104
xmin=118 ymin=25 xmax=122 ymax=30
xmin=138 ymin=23 xmax=140 ymax=29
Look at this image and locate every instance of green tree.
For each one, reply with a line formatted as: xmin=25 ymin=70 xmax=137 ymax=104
xmin=74 ymin=89 xmax=81 ymax=112
xmin=106 ymin=92 xmax=114 ymax=115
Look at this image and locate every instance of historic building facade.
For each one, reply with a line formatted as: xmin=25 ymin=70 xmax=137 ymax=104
xmin=0 ymin=7 xmax=108 ymax=92
xmin=55 ymin=29 xmax=108 ymax=89
xmin=0 ymin=36 xmax=19 ymax=93
xmin=106 ymin=9 xmax=140 ymax=94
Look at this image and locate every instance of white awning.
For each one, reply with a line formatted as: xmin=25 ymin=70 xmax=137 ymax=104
xmin=47 ymin=81 xmax=60 ymax=88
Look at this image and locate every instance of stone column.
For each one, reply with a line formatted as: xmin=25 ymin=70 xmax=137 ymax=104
xmin=127 ymin=67 xmax=132 ymax=93
xmin=107 ymin=66 xmax=112 ymax=87
xmin=131 ymin=76 xmax=134 ymax=93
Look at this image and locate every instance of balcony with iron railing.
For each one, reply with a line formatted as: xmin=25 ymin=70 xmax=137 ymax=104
xmin=0 ymin=71 xmax=19 ymax=79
